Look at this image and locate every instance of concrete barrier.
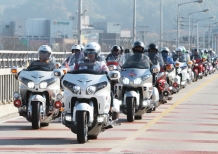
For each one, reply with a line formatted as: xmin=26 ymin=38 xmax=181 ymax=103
xmin=0 ymin=103 xmax=18 ymax=118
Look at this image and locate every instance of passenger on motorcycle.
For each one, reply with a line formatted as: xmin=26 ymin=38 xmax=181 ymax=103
xmin=148 ymin=43 xmax=164 ymax=67
xmin=173 ymin=47 xmax=187 ymax=62
xmin=161 ymin=47 xmax=175 ymax=65
xmin=62 ymin=44 xmax=84 ymax=70
xmin=106 ymin=45 xmax=121 ymax=62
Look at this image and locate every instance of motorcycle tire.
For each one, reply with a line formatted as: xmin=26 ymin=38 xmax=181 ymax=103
xmin=126 ymin=97 xmax=135 ymax=122
xmin=77 ymin=111 xmax=88 ymax=143
xmin=32 ymin=102 xmax=41 ymax=129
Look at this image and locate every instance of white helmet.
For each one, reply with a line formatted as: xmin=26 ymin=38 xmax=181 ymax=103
xmin=84 ymin=42 xmax=101 ymax=56
xmin=161 ymin=47 xmax=170 ymax=53
xmin=38 ymin=45 xmax=52 ymax=60
xmin=71 ymin=44 xmax=81 ymax=53
xmin=175 ymin=47 xmax=182 ymax=52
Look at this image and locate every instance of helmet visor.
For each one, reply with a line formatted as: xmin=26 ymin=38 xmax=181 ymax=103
xmin=85 ymin=49 xmax=96 ymax=55
xmin=39 ymin=50 xmax=50 ymax=60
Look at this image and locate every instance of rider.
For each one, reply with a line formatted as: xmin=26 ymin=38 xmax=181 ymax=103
xmin=147 ymin=43 xmax=164 ymax=68
xmin=161 ymin=47 xmax=175 ymax=65
xmin=17 ymin=45 xmax=55 ymax=107
xmin=62 ymin=44 xmax=84 ymax=70
xmin=26 ymin=45 xmax=55 ymax=71
xmin=106 ymin=45 xmax=121 ymax=62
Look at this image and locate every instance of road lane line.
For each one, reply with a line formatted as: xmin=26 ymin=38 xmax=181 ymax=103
xmin=110 ymin=74 xmax=218 ymax=151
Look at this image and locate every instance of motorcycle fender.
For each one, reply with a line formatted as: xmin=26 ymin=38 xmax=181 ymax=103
xmin=72 ymin=101 xmax=94 ymax=123
xmin=28 ymin=94 xmax=46 ymax=117
xmin=124 ymin=91 xmax=140 ymax=106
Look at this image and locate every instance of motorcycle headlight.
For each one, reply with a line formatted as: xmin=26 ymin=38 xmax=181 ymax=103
xmin=122 ymin=77 xmax=130 ymax=84
xmin=20 ymin=77 xmax=35 ymax=88
xmin=63 ymin=80 xmax=81 ymax=94
xmin=152 ymin=68 xmax=159 ymax=73
xmin=134 ymin=77 xmax=142 ymax=84
xmin=39 ymin=82 xmax=47 ymax=89
xmin=133 ymin=75 xmax=150 ymax=84
xmin=86 ymin=82 xmax=107 ymax=95
xmin=109 ymin=66 xmax=114 ymax=71
xmin=86 ymin=86 xmax=96 ymax=95
xmin=28 ymin=81 xmax=35 ymax=88
xmin=72 ymin=85 xmax=81 ymax=94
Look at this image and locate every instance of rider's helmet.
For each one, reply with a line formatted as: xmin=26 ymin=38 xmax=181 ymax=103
xmin=120 ymin=46 xmax=125 ymax=54
xmin=111 ymin=45 xmax=121 ymax=57
xmin=38 ymin=45 xmax=52 ymax=61
xmin=132 ymin=41 xmax=145 ymax=53
xmin=171 ymin=50 xmax=176 ymax=55
xmin=202 ymin=55 xmax=207 ymax=62
xmin=180 ymin=46 xmax=186 ymax=53
xmin=175 ymin=46 xmax=183 ymax=55
xmin=148 ymin=43 xmax=158 ymax=53
xmin=84 ymin=42 xmax=101 ymax=60
xmin=160 ymin=47 xmax=170 ymax=58
xmin=204 ymin=49 xmax=208 ymax=54
xmin=71 ymin=44 xmax=81 ymax=53
xmin=193 ymin=48 xmax=199 ymax=55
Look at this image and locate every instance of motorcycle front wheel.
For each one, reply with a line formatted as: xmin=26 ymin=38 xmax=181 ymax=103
xmin=126 ymin=97 xmax=135 ymax=122
xmin=77 ymin=111 xmax=88 ymax=143
xmin=32 ymin=102 xmax=41 ymax=129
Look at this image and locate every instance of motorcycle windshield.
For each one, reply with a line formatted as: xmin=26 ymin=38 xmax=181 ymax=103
xmin=26 ymin=61 xmax=54 ymax=71
xmin=68 ymin=62 xmax=106 ymax=75
xmin=173 ymin=54 xmax=187 ymax=62
xmin=120 ymin=53 xmax=150 ymax=69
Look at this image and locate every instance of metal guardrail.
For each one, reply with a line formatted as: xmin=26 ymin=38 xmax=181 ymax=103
xmin=0 ymin=50 xmax=109 ymax=105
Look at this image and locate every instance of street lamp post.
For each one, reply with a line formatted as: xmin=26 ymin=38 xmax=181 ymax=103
xmin=177 ymin=0 xmax=204 ymax=46
xmin=133 ymin=0 xmax=136 ymax=42
xmin=78 ymin=0 xmax=82 ymax=44
xmin=196 ymin=16 xmax=215 ymax=52
xmin=188 ymin=9 xmax=209 ymax=51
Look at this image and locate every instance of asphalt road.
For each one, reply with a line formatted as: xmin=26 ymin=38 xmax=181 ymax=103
xmin=1 ymin=72 xmax=218 ymax=154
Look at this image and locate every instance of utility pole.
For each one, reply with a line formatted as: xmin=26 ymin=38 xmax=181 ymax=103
xmin=133 ymin=0 xmax=136 ymax=42
xmin=78 ymin=0 xmax=82 ymax=44
xmin=160 ymin=0 xmax=163 ymax=49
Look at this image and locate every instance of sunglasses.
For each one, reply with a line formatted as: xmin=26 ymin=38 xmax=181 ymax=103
xmin=87 ymin=51 xmax=95 ymax=55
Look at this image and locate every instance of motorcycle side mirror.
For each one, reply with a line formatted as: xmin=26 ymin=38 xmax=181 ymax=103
xmin=108 ymin=71 xmax=120 ymax=80
xmin=53 ymin=69 xmax=64 ymax=78
xmin=55 ymin=62 xmax=61 ymax=69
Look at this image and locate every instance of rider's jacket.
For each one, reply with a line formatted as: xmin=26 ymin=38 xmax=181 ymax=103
xmin=148 ymin=52 xmax=164 ymax=67
xmin=163 ymin=56 xmax=175 ymax=65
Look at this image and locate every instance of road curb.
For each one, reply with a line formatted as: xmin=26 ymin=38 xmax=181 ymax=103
xmin=0 ymin=103 xmax=18 ymax=118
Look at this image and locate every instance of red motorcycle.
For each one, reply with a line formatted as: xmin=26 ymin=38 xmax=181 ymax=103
xmin=192 ymin=59 xmax=205 ymax=80
xmin=155 ymin=67 xmax=172 ymax=104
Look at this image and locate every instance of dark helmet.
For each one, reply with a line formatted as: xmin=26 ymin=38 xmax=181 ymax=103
xmin=132 ymin=41 xmax=145 ymax=53
xmin=120 ymin=46 xmax=125 ymax=54
xmin=124 ymin=49 xmax=131 ymax=54
xmin=148 ymin=43 xmax=158 ymax=52
xmin=111 ymin=45 xmax=121 ymax=52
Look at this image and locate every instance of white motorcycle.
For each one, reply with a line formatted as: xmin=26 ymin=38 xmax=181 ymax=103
xmin=55 ymin=62 xmax=121 ymax=143
xmin=114 ymin=53 xmax=159 ymax=122
xmin=165 ymin=64 xmax=181 ymax=93
xmin=11 ymin=61 xmax=63 ymax=129
xmin=173 ymin=54 xmax=192 ymax=88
